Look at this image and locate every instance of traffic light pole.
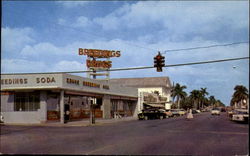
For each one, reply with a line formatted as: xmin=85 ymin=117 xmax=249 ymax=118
xmin=154 ymin=52 xmax=165 ymax=72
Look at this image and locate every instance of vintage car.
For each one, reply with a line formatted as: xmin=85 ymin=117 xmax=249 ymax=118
xmin=164 ymin=109 xmax=173 ymax=118
xmin=138 ymin=108 xmax=166 ymax=120
xmin=170 ymin=109 xmax=180 ymax=117
xmin=211 ymin=108 xmax=220 ymax=115
xmin=178 ymin=109 xmax=186 ymax=116
xmin=231 ymin=109 xmax=249 ymax=123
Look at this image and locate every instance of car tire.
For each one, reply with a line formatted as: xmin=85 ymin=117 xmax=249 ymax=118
xmin=144 ymin=116 xmax=148 ymax=120
xmin=160 ymin=116 xmax=164 ymax=120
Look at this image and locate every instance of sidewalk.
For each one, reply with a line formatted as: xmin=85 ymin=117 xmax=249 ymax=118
xmin=1 ymin=116 xmax=138 ymax=127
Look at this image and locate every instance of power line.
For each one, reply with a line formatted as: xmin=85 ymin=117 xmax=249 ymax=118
xmin=2 ymin=57 xmax=249 ymax=75
xmin=161 ymin=41 xmax=249 ymax=54
xmin=58 ymin=24 xmax=158 ymax=51
xmin=58 ymin=24 xmax=249 ymax=53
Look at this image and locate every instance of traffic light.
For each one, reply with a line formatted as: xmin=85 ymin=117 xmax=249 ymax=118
xmin=154 ymin=52 xmax=165 ymax=72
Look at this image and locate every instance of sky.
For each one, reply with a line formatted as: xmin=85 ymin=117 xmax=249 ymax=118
xmin=1 ymin=1 xmax=249 ymax=106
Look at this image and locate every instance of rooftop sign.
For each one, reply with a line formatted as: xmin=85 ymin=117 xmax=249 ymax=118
xmin=79 ymin=48 xmax=120 ymax=58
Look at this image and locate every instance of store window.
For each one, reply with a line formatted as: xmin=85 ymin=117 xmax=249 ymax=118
xmin=14 ymin=92 xmax=40 ymax=111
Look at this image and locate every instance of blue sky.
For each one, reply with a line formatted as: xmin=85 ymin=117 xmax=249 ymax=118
xmin=2 ymin=1 xmax=249 ymax=105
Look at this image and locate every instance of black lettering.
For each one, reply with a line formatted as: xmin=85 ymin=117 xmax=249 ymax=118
xmin=14 ymin=79 xmax=19 ymax=84
xmin=51 ymin=77 xmax=55 ymax=83
xmin=41 ymin=78 xmax=46 ymax=83
xmin=36 ymin=78 xmax=40 ymax=83
xmin=24 ymin=79 xmax=28 ymax=84
xmin=47 ymin=77 xmax=51 ymax=83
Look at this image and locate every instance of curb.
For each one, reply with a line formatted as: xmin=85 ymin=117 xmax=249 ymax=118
xmin=0 ymin=118 xmax=137 ymax=127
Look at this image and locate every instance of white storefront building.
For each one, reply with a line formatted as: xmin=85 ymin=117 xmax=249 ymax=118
xmin=1 ymin=74 xmax=172 ymax=124
xmin=1 ymin=73 xmax=138 ymax=124
xmin=109 ymin=77 xmax=172 ymax=112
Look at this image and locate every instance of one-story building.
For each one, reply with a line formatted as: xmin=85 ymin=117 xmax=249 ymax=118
xmin=1 ymin=73 xmax=138 ymax=124
xmin=109 ymin=77 xmax=172 ymax=111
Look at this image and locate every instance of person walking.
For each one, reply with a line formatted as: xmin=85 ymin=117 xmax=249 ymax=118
xmin=186 ymin=108 xmax=193 ymax=120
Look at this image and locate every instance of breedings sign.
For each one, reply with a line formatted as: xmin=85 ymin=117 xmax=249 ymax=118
xmin=79 ymin=48 xmax=121 ymax=69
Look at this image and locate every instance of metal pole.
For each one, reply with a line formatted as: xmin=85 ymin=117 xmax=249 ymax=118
xmin=60 ymin=90 xmax=65 ymax=124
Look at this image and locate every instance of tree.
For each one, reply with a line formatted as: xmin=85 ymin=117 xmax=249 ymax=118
xmin=231 ymin=85 xmax=249 ymax=108
xmin=200 ymin=88 xmax=209 ymax=109
xmin=171 ymin=83 xmax=187 ymax=109
xmin=190 ymin=90 xmax=201 ymax=109
xmin=209 ymin=96 xmax=216 ymax=107
xmin=215 ymin=100 xmax=225 ymax=107
xmin=180 ymin=96 xmax=193 ymax=110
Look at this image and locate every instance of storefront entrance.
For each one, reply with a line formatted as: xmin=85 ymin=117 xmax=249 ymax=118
xmin=46 ymin=91 xmax=103 ymax=122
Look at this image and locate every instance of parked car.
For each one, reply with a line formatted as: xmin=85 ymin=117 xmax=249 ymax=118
xmin=196 ymin=110 xmax=201 ymax=113
xmin=192 ymin=109 xmax=199 ymax=114
xmin=178 ymin=109 xmax=186 ymax=116
xmin=164 ymin=109 xmax=173 ymax=118
xmin=211 ymin=108 xmax=220 ymax=115
xmin=138 ymin=108 xmax=166 ymax=120
xmin=220 ymin=107 xmax=226 ymax=112
xmin=170 ymin=109 xmax=180 ymax=117
xmin=231 ymin=109 xmax=249 ymax=123
xmin=0 ymin=113 xmax=4 ymax=123
xmin=227 ymin=110 xmax=234 ymax=118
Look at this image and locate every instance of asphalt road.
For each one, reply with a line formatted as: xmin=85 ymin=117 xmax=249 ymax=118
xmin=0 ymin=112 xmax=248 ymax=155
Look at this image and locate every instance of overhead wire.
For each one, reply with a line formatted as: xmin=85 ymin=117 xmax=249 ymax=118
xmin=161 ymin=41 xmax=249 ymax=54
xmin=58 ymin=23 xmax=249 ymax=53
xmin=2 ymin=56 xmax=249 ymax=75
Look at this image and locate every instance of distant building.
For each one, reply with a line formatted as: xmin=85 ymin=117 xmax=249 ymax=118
xmin=109 ymin=77 xmax=172 ymax=114
xmin=233 ymin=98 xmax=249 ymax=109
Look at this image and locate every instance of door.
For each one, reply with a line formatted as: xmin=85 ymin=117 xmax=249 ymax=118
xmin=64 ymin=104 xmax=70 ymax=123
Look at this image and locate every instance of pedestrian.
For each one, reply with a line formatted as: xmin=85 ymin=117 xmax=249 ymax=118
xmin=186 ymin=108 xmax=193 ymax=120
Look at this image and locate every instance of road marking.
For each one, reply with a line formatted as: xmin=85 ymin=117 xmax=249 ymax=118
xmin=86 ymin=144 xmax=116 ymax=155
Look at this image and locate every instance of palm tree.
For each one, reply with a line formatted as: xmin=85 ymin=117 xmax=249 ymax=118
xmin=231 ymin=85 xmax=249 ymax=109
xmin=190 ymin=90 xmax=201 ymax=109
xmin=200 ymin=88 xmax=209 ymax=109
xmin=230 ymin=96 xmax=238 ymax=107
xmin=171 ymin=83 xmax=187 ymax=109
xmin=209 ymin=96 xmax=216 ymax=108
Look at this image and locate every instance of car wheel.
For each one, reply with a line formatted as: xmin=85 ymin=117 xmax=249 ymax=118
xmin=144 ymin=116 xmax=148 ymax=120
xmin=160 ymin=116 xmax=164 ymax=120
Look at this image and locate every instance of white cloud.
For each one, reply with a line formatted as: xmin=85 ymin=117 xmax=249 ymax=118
xmin=73 ymin=16 xmax=91 ymax=28
xmin=92 ymin=1 xmax=248 ymax=41
xmin=58 ymin=18 xmax=67 ymax=25
xmin=20 ymin=42 xmax=62 ymax=57
xmin=2 ymin=27 xmax=35 ymax=55
xmin=57 ymin=16 xmax=92 ymax=28
xmin=56 ymin=1 xmax=89 ymax=8
xmin=52 ymin=60 xmax=85 ymax=72
xmin=1 ymin=59 xmax=47 ymax=73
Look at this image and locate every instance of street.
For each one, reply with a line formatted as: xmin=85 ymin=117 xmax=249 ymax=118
xmin=0 ymin=112 xmax=248 ymax=155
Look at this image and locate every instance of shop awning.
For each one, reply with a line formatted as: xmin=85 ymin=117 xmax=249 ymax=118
xmin=144 ymin=103 xmax=165 ymax=108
